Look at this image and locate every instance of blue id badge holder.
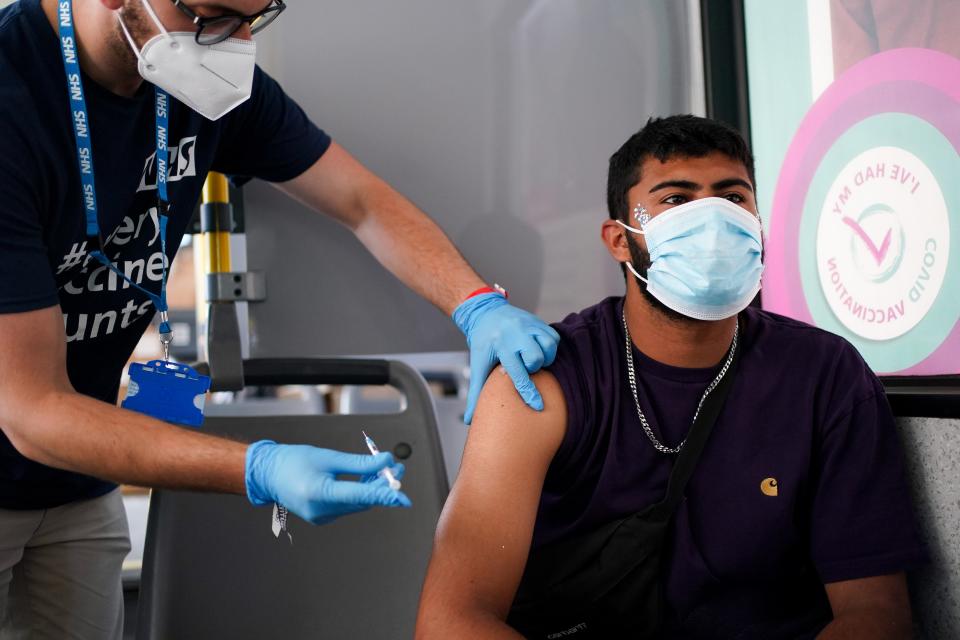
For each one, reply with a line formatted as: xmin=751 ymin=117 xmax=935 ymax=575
xmin=122 ymin=359 xmax=212 ymax=427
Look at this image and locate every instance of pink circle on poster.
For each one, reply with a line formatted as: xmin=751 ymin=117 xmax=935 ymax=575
xmin=763 ymin=48 xmax=960 ymax=374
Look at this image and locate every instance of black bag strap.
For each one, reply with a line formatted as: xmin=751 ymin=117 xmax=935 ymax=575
xmin=508 ymin=320 xmax=744 ymax=638
xmin=650 ymin=321 xmax=742 ymax=520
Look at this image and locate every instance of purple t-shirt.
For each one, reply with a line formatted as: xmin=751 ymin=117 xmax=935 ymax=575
xmin=536 ymin=297 xmax=925 ymax=637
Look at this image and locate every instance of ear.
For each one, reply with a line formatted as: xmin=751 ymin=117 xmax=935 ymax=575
xmin=601 ymin=219 xmax=639 ymax=264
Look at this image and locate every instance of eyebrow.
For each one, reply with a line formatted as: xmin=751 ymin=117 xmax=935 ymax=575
xmin=711 ymin=178 xmax=754 ymax=193
xmin=648 ymin=178 xmax=754 ymax=193
xmin=648 ymin=180 xmax=700 ymax=193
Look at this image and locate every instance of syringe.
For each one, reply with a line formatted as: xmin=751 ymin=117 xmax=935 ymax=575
xmin=362 ymin=431 xmax=402 ymax=491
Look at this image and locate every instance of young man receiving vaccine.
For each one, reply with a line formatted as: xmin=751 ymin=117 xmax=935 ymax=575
xmin=0 ymin=0 xmax=558 ymax=636
xmin=417 ymin=116 xmax=925 ymax=639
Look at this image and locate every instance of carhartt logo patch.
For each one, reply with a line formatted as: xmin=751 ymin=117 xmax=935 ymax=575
xmin=760 ymin=477 xmax=778 ymax=497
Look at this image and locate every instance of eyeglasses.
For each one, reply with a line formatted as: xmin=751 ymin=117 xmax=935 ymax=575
xmin=171 ymin=0 xmax=286 ymax=45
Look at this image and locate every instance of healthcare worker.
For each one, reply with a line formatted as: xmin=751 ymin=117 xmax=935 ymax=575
xmin=0 ymin=0 xmax=559 ymax=637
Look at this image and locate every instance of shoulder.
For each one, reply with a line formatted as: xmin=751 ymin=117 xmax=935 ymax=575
xmin=741 ymin=307 xmax=884 ymax=424
xmin=546 ymin=296 xmax=622 ymax=399
xmin=0 ymin=55 xmax=34 ymax=121
xmin=549 ymin=297 xmax=622 ymax=370
xmin=743 ymin=306 xmax=844 ymax=341
xmin=0 ymin=0 xmax=25 ymax=35
xmin=0 ymin=1 xmax=43 ymax=90
xmin=220 ymin=64 xmax=284 ymax=123
xmin=0 ymin=3 xmax=52 ymax=147
xmin=0 ymin=74 xmax=42 ymax=137
xmin=250 ymin=64 xmax=278 ymax=93
xmin=0 ymin=60 xmax=45 ymax=196
xmin=551 ymin=296 xmax=621 ymax=339
xmin=0 ymin=71 xmax=50 ymax=203
xmin=464 ymin=367 xmax=567 ymax=494
xmin=538 ymin=298 xmax=623 ymax=467
xmin=474 ymin=367 xmax=566 ymax=449
xmin=742 ymin=306 xmax=870 ymax=373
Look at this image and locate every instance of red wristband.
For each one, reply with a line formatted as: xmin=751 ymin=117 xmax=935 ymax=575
xmin=464 ymin=284 xmax=508 ymax=301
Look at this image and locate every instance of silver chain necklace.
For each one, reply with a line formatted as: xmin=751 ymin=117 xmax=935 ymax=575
xmin=622 ymin=309 xmax=738 ymax=455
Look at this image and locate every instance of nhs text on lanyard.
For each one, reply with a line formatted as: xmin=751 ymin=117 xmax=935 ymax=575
xmin=58 ymin=0 xmax=209 ymax=426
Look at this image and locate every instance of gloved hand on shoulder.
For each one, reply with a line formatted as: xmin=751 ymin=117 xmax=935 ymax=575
xmin=453 ymin=291 xmax=560 ymax=424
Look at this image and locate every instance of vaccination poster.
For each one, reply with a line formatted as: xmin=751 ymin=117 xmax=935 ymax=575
xmin=744 ymin=0 xmax=960 ymax=375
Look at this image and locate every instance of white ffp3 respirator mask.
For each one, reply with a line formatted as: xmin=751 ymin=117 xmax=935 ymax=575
xmin=118 ymin=0 xmax=256 ymax=121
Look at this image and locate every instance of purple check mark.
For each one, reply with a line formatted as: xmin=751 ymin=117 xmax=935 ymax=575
xmin=842 ymin=216 xmax=892 ymax=265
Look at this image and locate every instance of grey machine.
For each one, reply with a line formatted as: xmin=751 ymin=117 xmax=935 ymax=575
xmin=136 ymin=358 xmax=448 ymax=639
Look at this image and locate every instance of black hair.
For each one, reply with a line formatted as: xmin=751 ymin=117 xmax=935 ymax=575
xmin=606 ymin=115 xmax=756 ymax=222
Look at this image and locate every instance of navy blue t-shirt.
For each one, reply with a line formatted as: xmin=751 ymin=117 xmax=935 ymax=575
xmin=0 ymin=0 xmax=331 ymax=509
xmin=537 ymin=297 xmax=926 ymax=638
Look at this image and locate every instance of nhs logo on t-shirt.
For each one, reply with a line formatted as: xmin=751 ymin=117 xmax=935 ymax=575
xmin=137 ymin=135 xmax=198 ymax=192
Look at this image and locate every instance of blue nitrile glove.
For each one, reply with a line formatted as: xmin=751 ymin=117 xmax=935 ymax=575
xmin=310 ymin=462 xmax=408 ymax=525
xmin=361 ymin=461 xmax=406 ymax=488
xmin=245 ymin=440 xmax=412 ymax=525
xmin=453 ymin=293 xmax=560 ymax=425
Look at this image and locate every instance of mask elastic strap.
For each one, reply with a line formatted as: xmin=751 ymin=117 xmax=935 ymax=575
xmin=624 ymin=260 xmax=649 ymax=285
xmin=139 ymin=0 xmax=172 ymax=39
xmin=116 ymin=14 xmax=150 ymax=67
xmin=617 ymin=220 xmax=649 ymax=283
xmin=616 ymin=219 xmax=645 ymax=235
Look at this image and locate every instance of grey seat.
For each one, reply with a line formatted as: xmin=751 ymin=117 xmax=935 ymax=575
xmin=339 ymin=351 xmax=470 ymax=485
xmin=896 ymin=416 xmax=960 ymax=639
xmin=136 ymin=358 xmax=449 ymax=640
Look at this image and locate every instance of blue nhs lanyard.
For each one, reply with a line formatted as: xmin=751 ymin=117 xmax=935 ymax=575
xmin=57 ymin=0 xmax=173 ymax=350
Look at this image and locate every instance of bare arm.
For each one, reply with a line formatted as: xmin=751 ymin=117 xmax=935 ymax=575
xmin=818 ymin=573 xmax=912 ymax=639
xmin=277 ymin=142 xmax=485 ymax=316
xmin=0 ymin=305 xmax=247 ymax=493
xmin=415 ymin=368 xmax=566 ymax=639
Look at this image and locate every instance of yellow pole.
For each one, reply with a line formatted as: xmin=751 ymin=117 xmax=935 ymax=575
xmin=201 ymin=172 xmax=231 ymax=273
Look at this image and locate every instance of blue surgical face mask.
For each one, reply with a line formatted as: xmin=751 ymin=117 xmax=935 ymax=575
xmin=617 ymin=196 xmax=764 ymax=321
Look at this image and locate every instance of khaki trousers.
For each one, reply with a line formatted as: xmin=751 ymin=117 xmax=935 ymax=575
xmin=0 ymin=489 xmax=130 ymax=640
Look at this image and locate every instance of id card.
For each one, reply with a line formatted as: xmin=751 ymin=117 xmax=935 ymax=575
xmin=122 ymin=360 xmax=211 ymax=427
